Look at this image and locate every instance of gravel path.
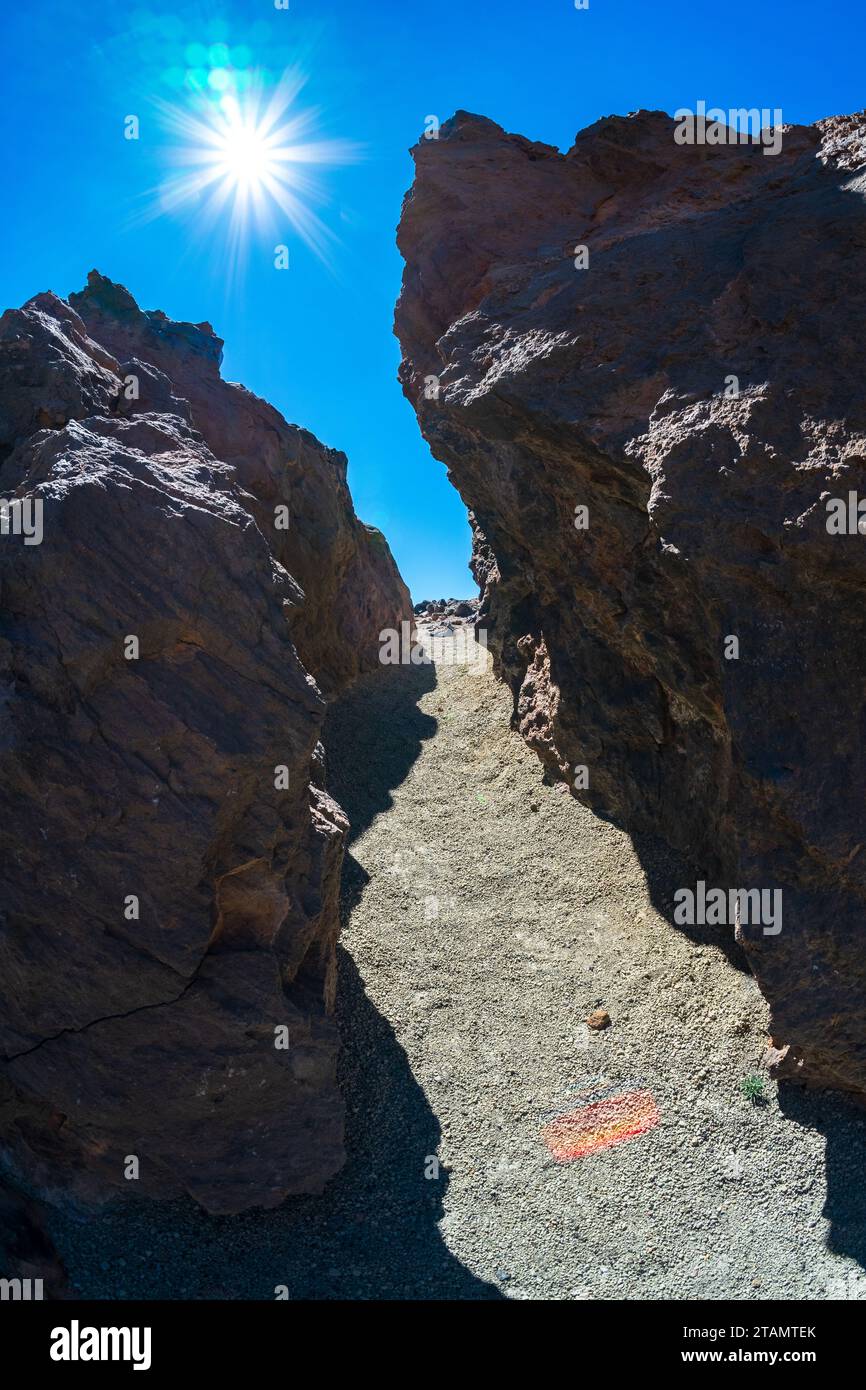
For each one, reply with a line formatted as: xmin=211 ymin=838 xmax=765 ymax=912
xmin=45 ymin=635 xmax=866 ymax=1299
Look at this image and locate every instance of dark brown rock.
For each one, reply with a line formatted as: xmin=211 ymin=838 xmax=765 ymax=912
xmin=0 ymin=1184 xmax=72 ymax=1299
xmin=0 ymin=280 xmax=409 ymax=1212
xmin=396 ymin=108 xmax=866 ymax=1095
xmin=414 ymin=596 xmax=479 ymax=622
xmin=66 ymin=272 xmax=411 ymax=694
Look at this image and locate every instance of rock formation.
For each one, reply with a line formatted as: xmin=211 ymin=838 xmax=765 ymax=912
xmin=413 ymin=597 xmax=478 ymax=620
xmin=0 ymin=275 xmax=410 ymax=1213
xmin=396 ymin=108 xmax=866 ymax=1094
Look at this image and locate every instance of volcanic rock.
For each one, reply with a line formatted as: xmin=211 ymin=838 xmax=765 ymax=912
xmin=587 ymin=1010 xmax=611 ymax=1031
xmin=413 ymin=596 xmax=479 ymax=621
xmin=67 ymin=271 xmax=410 ymax=694
xmin=396 ymin=108 xmax=866 ymax=1094
xmin=0 ymin=1183 xmax=71 ymax=1298
xmin=0 ymin=278 xmax=409 ymax=1212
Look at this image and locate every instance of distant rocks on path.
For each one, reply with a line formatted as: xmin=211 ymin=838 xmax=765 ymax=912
xmin=414 ymin=597 xmax=479 ymax=621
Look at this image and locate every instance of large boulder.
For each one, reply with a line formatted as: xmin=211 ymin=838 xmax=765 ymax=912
xmin=0 ymin=281 xmax=409 ymax=1212
xmin=396 ymin=108 xmax=866 ymax=1094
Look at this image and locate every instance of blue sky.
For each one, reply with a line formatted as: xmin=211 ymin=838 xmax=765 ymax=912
xmin=1 ymin=1 xmax=861 ymax=600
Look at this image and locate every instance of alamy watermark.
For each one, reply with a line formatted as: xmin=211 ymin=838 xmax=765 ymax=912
xmin=0 ymin=1277 xmax=43 ymax=1300
xmin=826 ymin=492 xmax=866 ymax=535
xmin=673 ymin=881 xmax=782 ymax=936
xmin=0 ymin=497 xmax=43 ymax=545
xmin=49 ymin=1321 xmax=151 ymax=1371
xmin=674 ymin=102 xmax=784 ymax=157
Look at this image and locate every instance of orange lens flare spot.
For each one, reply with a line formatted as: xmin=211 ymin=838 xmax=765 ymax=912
xmin=541 ymin=1088 xmax=660 ymax=1161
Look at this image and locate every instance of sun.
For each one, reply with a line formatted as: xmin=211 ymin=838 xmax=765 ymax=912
xmin=149 ymin=67 xmax=359 ymax=274
xmin=217 ymin=123 xmax=276 ymax=188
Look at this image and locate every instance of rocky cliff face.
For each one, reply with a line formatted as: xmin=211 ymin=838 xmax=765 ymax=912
xmin=67 ymin=271 xmax=409 ymax=695
xmin=396 ymin=109 xmax=866 ymax=1094
xmin=0 ymin=276 xmax=409 ymax=1212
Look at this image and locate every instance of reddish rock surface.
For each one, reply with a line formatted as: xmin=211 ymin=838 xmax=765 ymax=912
xmin=68 ymin=271 xmax=410 ymax=694
xmin=396 ymin=108 xmax=866 ymax=1095
xmin=0 ymin=278 xmax=409 ymax=1212
xmin=587 ymin=1010 xmax=611 ymax=1032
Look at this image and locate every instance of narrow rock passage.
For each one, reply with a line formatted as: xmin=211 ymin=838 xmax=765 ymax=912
xmin=43 ymin=635 xmax=866 ymax=1300
xmin=324 ymin=633 xmax=866 ymax=1301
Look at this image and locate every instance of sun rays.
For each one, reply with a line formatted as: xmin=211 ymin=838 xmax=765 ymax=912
xmin=143 ymin=67 xmax=359 ymax=278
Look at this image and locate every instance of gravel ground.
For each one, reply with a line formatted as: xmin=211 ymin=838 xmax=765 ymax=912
xmin=44 ymin=635 xmax=866 ymax=1299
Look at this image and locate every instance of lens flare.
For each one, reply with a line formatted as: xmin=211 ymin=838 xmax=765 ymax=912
xmin=146 ymin=67 xmax=359 ymax=276
xmin=218 ymin=125 xmax=273 ymax=185
xmin=541 ymin=1086 xmax=660 ymax=1161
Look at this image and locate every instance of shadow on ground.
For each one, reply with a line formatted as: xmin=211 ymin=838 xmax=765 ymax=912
xmin=564 ymin=800 xmax=750 ymax=973
xmin=628 ymin=827 xmax=751 ymax=974
xmin=601 ymin=808 xmax=866 ymax=1279
xmin=325 ymin=660 xmax=438 ymax=841
xmin=38 ymin=661 xmax=500 ymax=1299
xmin=324 ymin=659 xmax=438 ymax=917
xmin=777 ymin=1084 xmax=866 ymax=1278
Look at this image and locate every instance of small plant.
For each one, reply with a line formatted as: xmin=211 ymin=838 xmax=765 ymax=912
xmin=740 ymin=1073 xmax=766 ymax=1104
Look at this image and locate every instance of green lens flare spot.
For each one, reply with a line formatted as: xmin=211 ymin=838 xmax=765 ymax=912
xmin=184 ymin=42 xmax=209 ymax=67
